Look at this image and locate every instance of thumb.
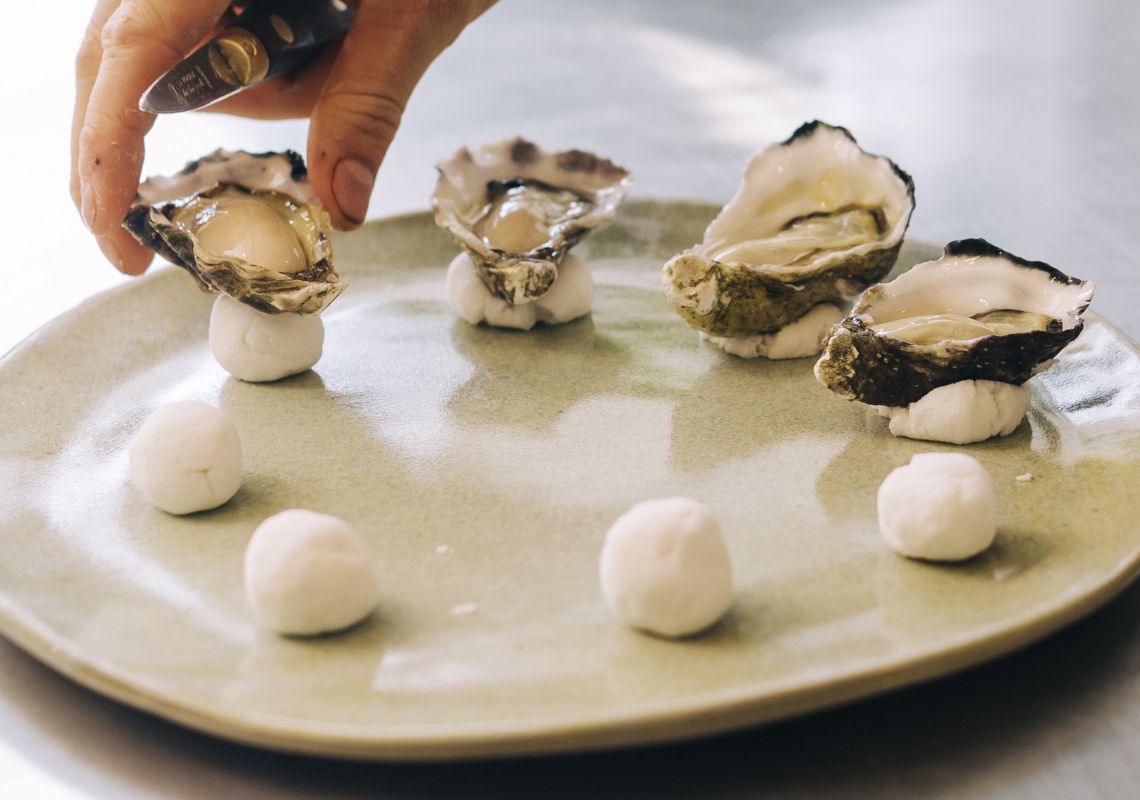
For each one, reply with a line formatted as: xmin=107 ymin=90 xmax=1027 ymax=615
xmin=307 ymin=1 xmax=490 ymax=230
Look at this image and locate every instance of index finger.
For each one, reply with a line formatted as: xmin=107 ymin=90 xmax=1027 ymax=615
xmin=71 ymin=0 xmax=122 ymax=213
xmin=77 ymin=0 xmax=231 ymax=273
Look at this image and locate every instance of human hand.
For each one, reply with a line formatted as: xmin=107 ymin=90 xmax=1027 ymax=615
xmin=72 ymin=0 xmax=496 ymax=275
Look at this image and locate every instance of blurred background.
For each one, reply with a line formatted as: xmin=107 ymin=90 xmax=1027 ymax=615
xmin=2 ymin=1 xmax=1139 ymax=797
xmin=2 ymin=0 xmax=1137 ymax=354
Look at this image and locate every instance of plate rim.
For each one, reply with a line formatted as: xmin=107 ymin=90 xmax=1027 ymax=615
xmin=4 ymin=542 xmax=1139 ymax=761
xmin=3 ymin=203 xmax=1139 ymax=760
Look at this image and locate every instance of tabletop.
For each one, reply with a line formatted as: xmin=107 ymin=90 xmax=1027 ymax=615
xmin=2 ymin=1 xmax=1139 ymax=797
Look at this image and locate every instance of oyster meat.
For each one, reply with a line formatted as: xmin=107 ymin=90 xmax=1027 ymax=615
xmin=663 ymin=121 xmax=915 ymax=352
xmin=814 ymin=238 xmax=1095 ymax=408
xmin=431 ymin=138 xmax=631 ymax=305
xmin=124 ymin=150 xmax=342 ymax=314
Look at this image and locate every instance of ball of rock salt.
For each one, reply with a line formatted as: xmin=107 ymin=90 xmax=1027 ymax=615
xmin=877 ymin=452 xmax=997 ymax=561
xmin=599 ymin=497 xmax=733 ymax=638
xmin=244 ymin=509 xmax=379 ymax=636
xmin=445 ymin=252 xmax=592 ymax=330
xmin=875 ymin=380 xmax=1030 ymax=445
xmin=128 ymin=400 xmax=242 ymax=515
xmin=209 ymin=294 xmax=324 ymax=383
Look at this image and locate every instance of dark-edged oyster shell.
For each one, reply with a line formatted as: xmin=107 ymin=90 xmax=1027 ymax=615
xmin=124 ymin=149 xmax=341 ymax=314
xmin=814 ymin=238 xmax=1095 ymax=406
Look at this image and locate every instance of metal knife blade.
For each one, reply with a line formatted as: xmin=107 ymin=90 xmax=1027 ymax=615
xmin=140 ymin=0 xmax=354 ymax=114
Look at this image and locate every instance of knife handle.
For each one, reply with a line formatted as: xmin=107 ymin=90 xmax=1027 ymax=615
xmin=226 ymin=0 xmax=355 ymax=83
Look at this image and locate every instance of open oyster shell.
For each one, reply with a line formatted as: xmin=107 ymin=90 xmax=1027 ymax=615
xmin=431 ymin=138 xmax=631 ymax=305
xmin=124 ymin=150 xmax=342 ymax=315
xmin=814 ymin=239 xmax=1095 ymax=407
xmin=663 ymin=121 xmax=915 ymax=337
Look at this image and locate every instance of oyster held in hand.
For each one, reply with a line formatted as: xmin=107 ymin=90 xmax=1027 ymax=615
xmin=815 ymin=239 xmax=1095 ymax=407
xmin=431 ymin=138 xmax=631 ymax=305
xmin=663 ymin=121 xmax=915 ymax=338
xmin=124 ymin=150 xmax=342 ymax=315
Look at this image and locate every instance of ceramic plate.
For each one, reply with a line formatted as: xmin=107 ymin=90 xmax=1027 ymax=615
xmin=2 ymin=200 xmax=1139 ymax=760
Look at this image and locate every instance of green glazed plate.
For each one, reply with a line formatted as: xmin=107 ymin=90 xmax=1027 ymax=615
xmin=2 ymin=200 xmax=1139 ymax=760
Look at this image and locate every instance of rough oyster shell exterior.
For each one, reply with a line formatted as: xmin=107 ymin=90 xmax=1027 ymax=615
xmin=663 ymin=121 xmax=915 ymax=337
xmin=431 ymin=138 xmax=631 ymax=305
xmin=124 ymin=150 xmax=341 ymax=315
xmin=815 ymin=239 xmax=1095 ymax=406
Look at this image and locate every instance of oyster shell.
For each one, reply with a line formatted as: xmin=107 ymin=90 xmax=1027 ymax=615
xmin=663 ymin=121 xmax=915 ymax=339
xmin=124 ymin=149 xmax=341 ymax=314
xmin=431 ymin=138 xmax=631 ymax=304
xmin=814 ymin=238 xmax=1095 ymax=407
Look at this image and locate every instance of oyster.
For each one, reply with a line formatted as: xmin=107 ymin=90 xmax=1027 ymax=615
xmin=431 ymin=138 xmax=631 ymax=305
xmin=124 ymin=150 xmax=341 ymax=314
xmin=814 ymin=238 xmax=1095 ymax=408
xmin=663 ymin=121 xmax=915 ymax=343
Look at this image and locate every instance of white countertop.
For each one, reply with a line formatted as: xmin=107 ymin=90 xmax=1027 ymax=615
xmin=3 ymin=1 xmax=1139 ymax=797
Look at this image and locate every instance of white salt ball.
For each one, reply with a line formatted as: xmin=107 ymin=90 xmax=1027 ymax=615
xmin=445 ymin=252 xmax=593 ymax=330
xmin=534 ymin=253 xmax=594 ymax=324
xmin=446 ymin=252 xmax=537 ymax=330
xmin=244 ymin=509 xmax=379 ymax=636
xmin=702 ymin=303 xmax=843 ymax=360
xmin=209 ymin=294 xmax=324 ymax=383
xmin=876 ymin=380 xmax=1030 ymax=444
xmin=877 ymin=452 xmax=997 ymax=561
xmin=599 ymin=497 xmax=733 ymax=638
xmin=128 ymin=400 xmax=242 ymax=515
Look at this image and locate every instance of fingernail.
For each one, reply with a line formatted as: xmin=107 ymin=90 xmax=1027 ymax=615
xmin=97 ymin=236 xmax=125 ymax=273
xmin=332 ymin=158 xmax=375 ymax=225
xmin=81 ymin=181 xmax=97 ymax=230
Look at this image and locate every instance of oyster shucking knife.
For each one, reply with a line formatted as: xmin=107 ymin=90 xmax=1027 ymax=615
xmin=140 ymin=0 xmax=354 ymax=114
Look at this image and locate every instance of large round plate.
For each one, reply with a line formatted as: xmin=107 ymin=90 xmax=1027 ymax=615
xmin=2 ymin=200 xmax=1139 ymax=760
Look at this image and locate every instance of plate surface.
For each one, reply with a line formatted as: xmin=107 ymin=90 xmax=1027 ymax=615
xmin=2 ymin=200 xmax=1139 ymax=760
